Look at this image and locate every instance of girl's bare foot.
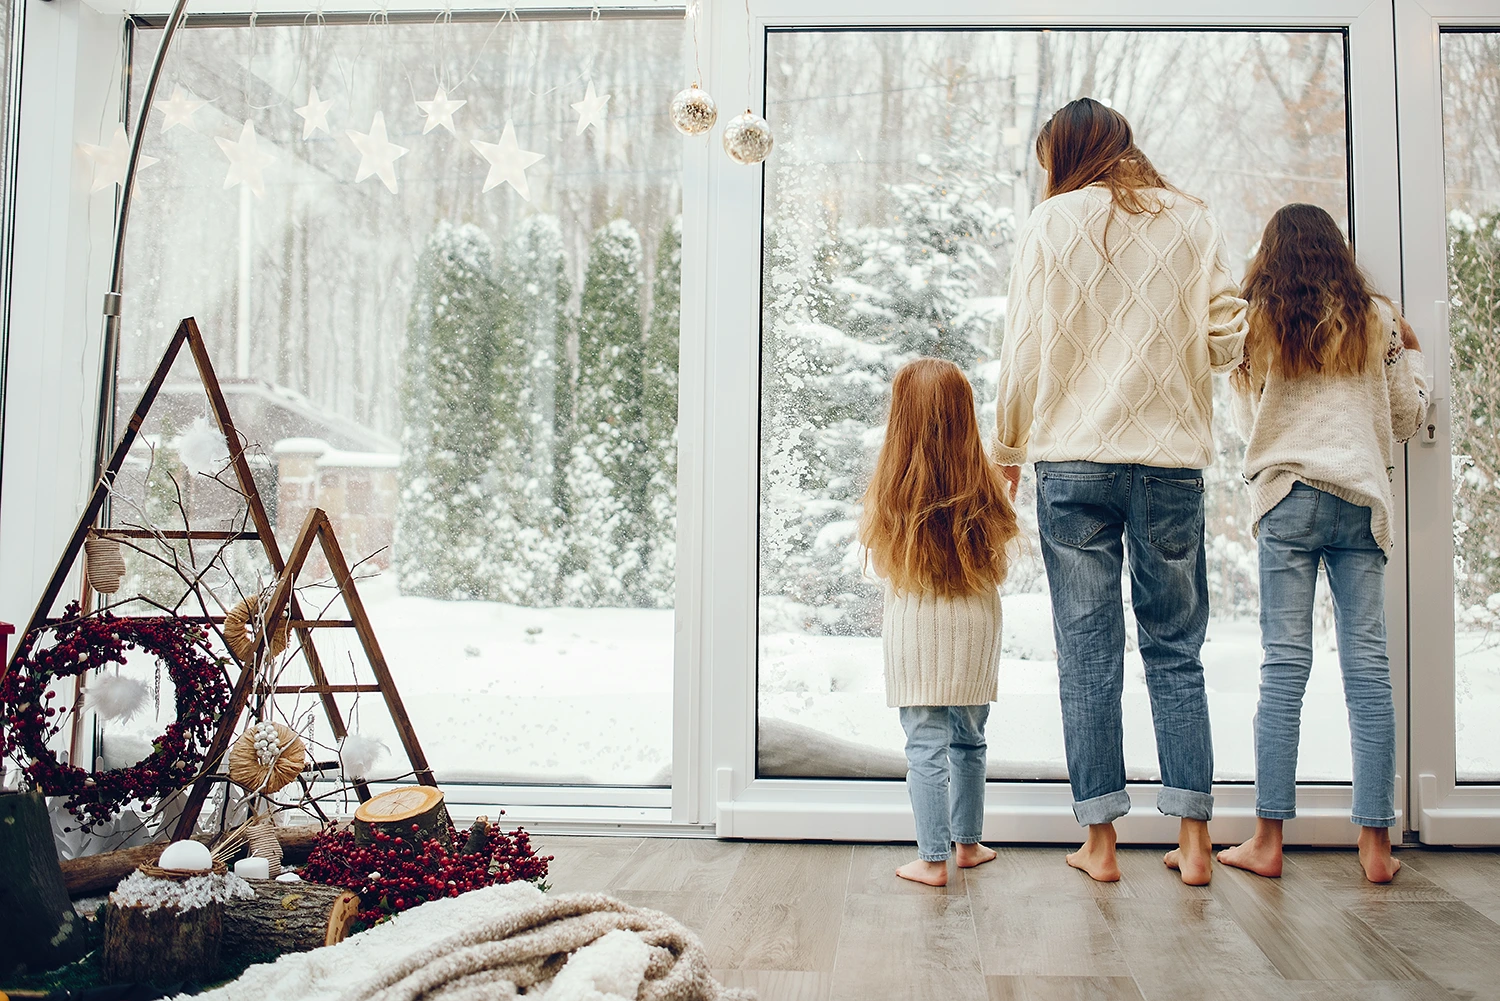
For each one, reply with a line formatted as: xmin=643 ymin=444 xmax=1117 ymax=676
xmin=1358 ymin=826 xmax=1402 ymax=884
xmin=896 ymin=859 xmax=948 ymax=886
xmin=1066 ymin=823 xmax=1121 ymax=882
xmin=1163 ymin=818 xmax=1214 ymax=885
xmin=955 ymin=842 xmax=997 ymax=868
xmin=1218 ymin=818 xmax=1284 ymax=878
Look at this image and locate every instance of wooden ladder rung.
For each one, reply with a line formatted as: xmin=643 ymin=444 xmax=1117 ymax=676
xmin=97 ymin=529 xmax=260 ymax=541
xmin=257 ymin=684 xmax=384 ymax=695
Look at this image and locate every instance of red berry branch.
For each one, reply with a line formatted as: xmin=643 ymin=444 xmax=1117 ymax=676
xmin=301 ymin=820 xmax=552 ymax=928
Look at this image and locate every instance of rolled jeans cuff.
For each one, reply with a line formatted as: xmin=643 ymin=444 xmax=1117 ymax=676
xmin=1351 ymin=814 xmax=1397 ymax=829
xmin=1073 ymin=790 xmax=1131 ymax=826
xmin=1158 ymin=786 xmax=1214 ymax=821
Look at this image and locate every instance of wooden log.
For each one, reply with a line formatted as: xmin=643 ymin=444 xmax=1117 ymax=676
xmin=60 ymin=824 xmax=334 ymax=898
xmin=352 ymin=786 xmax=450 ymax=848
xmin=220 ymin=880 xmax=360 ymax=964
xmin=102 ymin=899 xmax=223 ymax=984
xmin=0 ymin=791 xmax=90 ymax=977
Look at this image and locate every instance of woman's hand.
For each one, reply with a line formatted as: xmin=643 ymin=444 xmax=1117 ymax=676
xmin=1001 ymin=465 xmax=1021 ymax=501
xmin=1400 ymin=314 xmax=1422 ymax=352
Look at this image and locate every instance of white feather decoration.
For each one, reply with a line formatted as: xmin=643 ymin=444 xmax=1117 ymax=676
xmin=175 ymin=416 xmax=229 ymax=477
xmin=86 ymin=674 xmax=151 ymax=723
xmin=339 ymin=733 xmax=388 ymax=780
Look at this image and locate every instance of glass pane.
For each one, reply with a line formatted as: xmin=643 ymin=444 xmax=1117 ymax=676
xmin=116 ymin=18 xmax=683 ymax=787
xmin=1441 ymin=31 xmax=1500 ymax=783
xmin=759 ymin=29 xmax=1351 ymax=782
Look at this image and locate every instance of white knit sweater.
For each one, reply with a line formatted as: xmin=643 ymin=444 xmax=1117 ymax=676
xmin=883 ymin=585 xmax=1003 ymax=708
xmin=1230 ymin=299 xmax=1429 ymax=554
xmin=995 ymin=186 xmax=1248 ymax=468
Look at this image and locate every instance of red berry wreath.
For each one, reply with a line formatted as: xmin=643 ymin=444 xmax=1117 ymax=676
xmin=0 ymin=602 xmax=232 ymax=830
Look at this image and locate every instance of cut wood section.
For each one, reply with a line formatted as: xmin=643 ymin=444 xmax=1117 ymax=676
xmin=102 ymin=899 xmax=223 ymax=984
xmin=0 ymin=791 xmax=90 ymax=976
xmin=220 ymin=880 xmax=360 ymax=964
xmin=353 ymin=785 xmax=450 ymax=847
xmin=60 ymin=825 xmax=333 ymax=898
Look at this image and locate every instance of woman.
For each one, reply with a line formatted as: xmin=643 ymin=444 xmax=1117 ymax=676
xmin=993 ymin=98 xmax=1247 ymax=885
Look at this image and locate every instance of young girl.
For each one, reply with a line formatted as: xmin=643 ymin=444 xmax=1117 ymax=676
xmin=859 ymin=357 xmax=1021 ymax=886
xmin=1220 ymin=203 xmax=1427 ymax=883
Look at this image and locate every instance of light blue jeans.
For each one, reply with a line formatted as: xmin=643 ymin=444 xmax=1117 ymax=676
xmin=899 ymin=704 xmax=990 ymax=861
xmin=1035 ymin=461 xmax=1215 ymax=826
xmin=1255 ymin=483 xmax=1396 ymax=828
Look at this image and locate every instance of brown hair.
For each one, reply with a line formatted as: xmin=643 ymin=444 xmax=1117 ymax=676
xmin=858 ymin=358 xmax=1019 ymax=597
xmin=1234 ymin=203 xmax=1381 ymax=387
xmin=1036 ymin=98 xmax=1180 ymax=216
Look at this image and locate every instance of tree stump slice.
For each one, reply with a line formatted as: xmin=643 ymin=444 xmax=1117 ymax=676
xmin=103 ymin=899 xmax=223 ymax=984
xmin=221 ymin=880 xmax=360 ymax=964
xmin=352 ymin=786 xmax=450 ymax=848
xmin=0 ymin=790 xmax=90 ymax=977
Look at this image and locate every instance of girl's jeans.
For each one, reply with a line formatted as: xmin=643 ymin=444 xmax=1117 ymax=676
xmin=899 ymin=704 xmax=990 ymax=861
xmin=1255 ymin=483 xmax=1396 ymax=828
xmin=1035 ymin=460 xmax=1215 ymax=826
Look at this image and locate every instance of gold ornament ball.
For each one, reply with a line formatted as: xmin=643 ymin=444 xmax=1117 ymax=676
xmin=722 ymin=109 xmax=774 ymax=165
xmin=670 ymin=85 xmax=718 ymax=136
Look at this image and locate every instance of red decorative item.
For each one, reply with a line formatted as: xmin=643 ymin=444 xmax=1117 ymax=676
xmin=0 ymin=602 xmax=232 ymax=830
xmin=301 ymin=819 xmax=551 ymax=928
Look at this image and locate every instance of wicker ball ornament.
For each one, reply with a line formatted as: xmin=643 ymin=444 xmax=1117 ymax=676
xmin=223 ymin=594 xmax=290 ymax=664
xmin=722 ymin=109 xmax=774 ymax=165
xmin=84 ymin=534 xmax=127 ymax=594
xmin=670 ymin=85 xmax=718 ymax=136
xmin=228 ymin=721 xmax=306 ymax=794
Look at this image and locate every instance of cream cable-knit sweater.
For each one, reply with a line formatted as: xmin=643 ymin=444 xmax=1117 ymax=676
xmin=883 ymin=584 xmax=1003 ymax=708
xmin=1230 ymin=299 xmax=1429 ymax=554
xmin=994 ymin=186 xmax=1249 ymax=468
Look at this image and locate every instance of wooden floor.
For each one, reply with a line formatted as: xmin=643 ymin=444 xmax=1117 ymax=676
xmin=533 ymin=835 xmax=1500 ymax=1001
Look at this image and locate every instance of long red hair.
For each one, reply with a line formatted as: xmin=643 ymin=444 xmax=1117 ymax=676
xmin=858 ymin=358 xmax=1019 ymax=597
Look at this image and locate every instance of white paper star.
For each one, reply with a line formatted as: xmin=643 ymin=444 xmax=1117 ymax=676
xmin=415 ymin=86 xmax=466 ymax=136
xmin=295 ymin=86 xmax=334 ymax=140
xmin=80 ymin=125 xmax=158 ymax=193
xmin=215 ymin=120 xmax=277 ymax=198
xmin=571 ymin=81 xmax=611 ymax=136
xmin=154 ymin=85 xmax=209 ymax=133
xmin=470 ymin=120 xmax=544 ymax=200
xmin=347 ymin=111 xmax=409 ymax=194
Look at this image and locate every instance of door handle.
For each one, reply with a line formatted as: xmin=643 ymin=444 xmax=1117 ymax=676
xmin=1420 ymin=299 xmax=1449 ymax=446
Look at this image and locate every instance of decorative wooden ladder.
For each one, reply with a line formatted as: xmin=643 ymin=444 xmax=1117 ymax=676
xmin=1 ymin=316 xmax=436 ymax=839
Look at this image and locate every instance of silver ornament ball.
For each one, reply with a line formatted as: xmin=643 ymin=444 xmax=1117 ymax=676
xmin=670 ymin=85 xmax=718 ymax=136
xmin=722 ymin=109 xmax=774 ymax=165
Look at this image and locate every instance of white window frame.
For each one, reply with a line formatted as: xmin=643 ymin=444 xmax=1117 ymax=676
xmin=1396 ymin=0 xmax=1500 ymax=846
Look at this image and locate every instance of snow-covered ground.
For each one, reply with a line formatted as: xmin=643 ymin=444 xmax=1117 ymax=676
xmin=1457 ymin=630 xmax=1500 ymax=780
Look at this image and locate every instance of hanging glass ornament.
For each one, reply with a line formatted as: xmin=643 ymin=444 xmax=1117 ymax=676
xmin=670 ymin=85 xmax=718 ymax=136
xmin=722 ymin=109 xmax=773 ymax=165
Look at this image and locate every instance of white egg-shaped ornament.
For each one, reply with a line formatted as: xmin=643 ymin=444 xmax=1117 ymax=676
xmin=157 ymin=839 xmax=213 ymax=872
xmin=722 ymin=109 xmax=774 ymax=165
xmin=670 ymin=85 xmax=718 ymax=136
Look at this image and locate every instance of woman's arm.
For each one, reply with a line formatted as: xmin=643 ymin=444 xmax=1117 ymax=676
xmin=1204 ymin=220 xmax=1249 ymax=373
xmin=993 ymin=219 xmax=1046 ymax=466
xmin=1387 ymin=310 xmax=1430 ymax=443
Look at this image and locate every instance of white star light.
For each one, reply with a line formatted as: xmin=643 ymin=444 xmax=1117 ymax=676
xmin=415 ymin=86 xmax=466 ymax=136
xmin=154 ymin=85 xmax=209 ymax=133
xmin=571 ymin=81 xmax=611 ymax=136
xmin=347 ymin=111 xmax=410 ymax=194
xmin=470 ymin=120 xmax=545 ymax=200
xmin=80 ymin=125 xmax=158 ymax=193
xmin=294 ymin=86 xmax=335 ymax=140
xmin=215 ymin=120 xmax=277 ymax=198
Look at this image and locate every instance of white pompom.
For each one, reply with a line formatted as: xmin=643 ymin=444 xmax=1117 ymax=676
xmin=339 ymin=733 xmax=388 ymax=780
xmin=158 ymin=839 xmax=213 ymax=872
xmin=175 ymin=416 xmax=229 ymax=477
xmin=86 ymin=673 xmax=150 ymax=723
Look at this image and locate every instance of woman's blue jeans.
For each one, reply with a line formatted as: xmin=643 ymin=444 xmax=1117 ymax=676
xmin=1255 ymin=483 xmax=1396 ymax=828
xmin=899 ymin=704 xmax=990 ymax=861
xmin=1035 ymin=460 xmax=1215 ymax=826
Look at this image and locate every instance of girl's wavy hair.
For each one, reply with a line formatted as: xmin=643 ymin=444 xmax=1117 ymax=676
xmin=1036 ymin=98 xmax=1186 ymax=220
xmin=1233 ymin=203 xmax=1383 ymax=389
xmin=858 ymin=358 xmax=1020 ymax=597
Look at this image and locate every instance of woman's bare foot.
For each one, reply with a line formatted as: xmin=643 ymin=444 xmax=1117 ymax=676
xmin=1358 ymin=826 xmax=1402 ymax=884
xmin=1163 ymin=818 xmax=1214 ymax=885
xmin=955 ymin=842 xmax=997 ymax=868
xmin=896 ymin=859 xmax=948 ymax=886
xmin=1217 ymin=818 xmax=1284 ymax=878
xmin=1066 ymin=823 xmax=1121 ymax=882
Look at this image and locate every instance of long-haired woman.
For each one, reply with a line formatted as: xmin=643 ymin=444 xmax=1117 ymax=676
xmin=994 ymin=98 xmax=1248 ymax=885
xmin=1218 ymin=203 xmax=1427 ymax=883
xmin=859 ymin=357 xmax=1021 ymax=886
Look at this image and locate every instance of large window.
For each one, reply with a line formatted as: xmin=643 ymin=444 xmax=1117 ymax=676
xmin=106 ymin=16 xmax=683 ymax=787
xmin=1441 ymin=30 xmax=1500 ymax=783
xmin=757 ymin=28 xmax=1354 ymax=783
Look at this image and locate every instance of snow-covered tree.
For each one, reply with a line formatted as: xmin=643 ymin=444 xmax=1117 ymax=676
xmin=640 ymin=217 xmax=682 ymax=601
xmin=396 ymin=222 xmax=502 ymax=599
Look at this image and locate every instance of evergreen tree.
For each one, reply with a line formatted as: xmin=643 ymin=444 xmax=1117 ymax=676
xmin=563 ymin=220 xmax=648 ymax=606
xmin=396 ymin=222 xmax=502 ymax=599
xmin=640 ymin=217 xmax=682 ymax=605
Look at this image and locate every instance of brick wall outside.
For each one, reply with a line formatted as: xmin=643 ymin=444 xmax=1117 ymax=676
xmin=274 ymin=439 xmax=398 ymax=576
